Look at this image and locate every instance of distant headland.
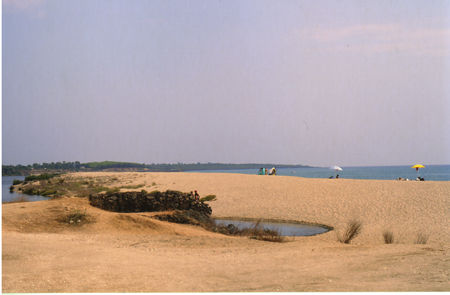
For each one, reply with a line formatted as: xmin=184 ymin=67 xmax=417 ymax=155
xmin=2 ymin=161 xmax=312 ymax=176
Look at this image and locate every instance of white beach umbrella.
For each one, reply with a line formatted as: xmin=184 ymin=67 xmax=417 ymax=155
xmin=331 ymin=165 xmax=343 ymax=171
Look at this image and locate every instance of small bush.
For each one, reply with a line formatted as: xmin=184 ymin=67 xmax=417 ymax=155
xmin=12 ymin=179 xmax=23 ymax=185
xmin=200 ymin=195 xmax=217 ymax=202
xmin=415 ymin=232 xmax=429 ymax=244
xmin=338 ymin=220 xmax=362 ymax=244
xmin=383 ymin=230 xmax=394 ymax=244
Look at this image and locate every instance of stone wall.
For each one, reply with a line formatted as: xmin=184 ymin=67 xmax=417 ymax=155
xmin=89 ymin=190 xmax=212 ymax=216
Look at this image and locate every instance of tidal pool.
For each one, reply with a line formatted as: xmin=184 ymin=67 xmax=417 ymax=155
xmin=214 ymin=218 xmax=331 ymax=236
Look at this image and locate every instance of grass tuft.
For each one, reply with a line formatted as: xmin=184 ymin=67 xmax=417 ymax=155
xmin=415 ymin=232 xmax=429 ymax=244
xmin=383 ymin=230 xmax=394 ymax=244
xmin=338 ymin=220 xmax=362 ymax=244
xmin=120 ymin=184 xmax=145 ymax=189
xmin=200 ymin=195 xmax=217 ymax=202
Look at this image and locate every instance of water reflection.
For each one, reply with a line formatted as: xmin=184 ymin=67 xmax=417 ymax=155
xmin=2 ymin=176 xmax=50 ymax=203
xmin=214 ymin=218 xmax=330 ymax=236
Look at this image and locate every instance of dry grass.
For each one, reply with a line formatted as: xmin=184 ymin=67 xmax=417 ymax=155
xmin=383 ymin=230 xmax=394 ymax=244
xmin=338 ymin=220 xmax=362 ymax=244
xmin=415 ymin=232 xmax=429 ymax=244
xmin=200 ymin=195 xmax=217 ymax=202
xmin=240 ymin=220 xmax=284 ymax=243
xmin=213 ymin=220 xmax=284 ymax=242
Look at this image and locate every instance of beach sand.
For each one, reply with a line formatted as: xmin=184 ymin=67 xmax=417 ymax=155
xmin=3 ymin=172 xmax=449 ymax=292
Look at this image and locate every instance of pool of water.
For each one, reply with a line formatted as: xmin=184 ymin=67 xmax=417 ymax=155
xmin=2 ymin=176 xmax=50 ymax=203
xmin=214 ymin=218 xmax=331 ymax=236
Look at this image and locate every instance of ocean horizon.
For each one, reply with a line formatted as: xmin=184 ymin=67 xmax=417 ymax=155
xmin=189 ymin=164 xmax=450 ymax=181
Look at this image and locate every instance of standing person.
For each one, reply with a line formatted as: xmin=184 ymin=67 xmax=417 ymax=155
xmin=194 ymin=190 xmax=200 ymax=201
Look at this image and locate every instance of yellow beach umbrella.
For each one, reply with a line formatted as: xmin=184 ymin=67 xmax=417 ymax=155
xmin=411 ymin=164 xmax=425 ymax=172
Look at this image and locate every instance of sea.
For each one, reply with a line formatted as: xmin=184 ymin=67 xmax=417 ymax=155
xmin=2 ymin=176 xmax=50 ymax=203
xmin=188 ymin=165 xmax=450 ymax=181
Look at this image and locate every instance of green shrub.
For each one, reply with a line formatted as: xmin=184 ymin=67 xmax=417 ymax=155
xmin=12 ymin=179 xmax=23 ymax=185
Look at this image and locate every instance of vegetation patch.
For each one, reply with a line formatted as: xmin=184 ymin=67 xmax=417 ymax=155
xmin=59 ymin=209 xmax=91 ymax=226
xmin=10 ymin=174 xmax=127 ymax=199
xmin=242 ymin=220 xmax=284 ymax=242
xmin=154 ymin=211 xmax=284 ymax=243
xmin=154 ymin=210 xmax=214 ymax=227
xmin=120 ymin=184 xmax=145 ymax=190
xmin=24 ymin=173 xmax=60 ymax=183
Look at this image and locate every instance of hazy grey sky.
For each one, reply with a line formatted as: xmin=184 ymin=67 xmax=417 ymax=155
xmin=2 ymin=0 xmax=450 ymax=166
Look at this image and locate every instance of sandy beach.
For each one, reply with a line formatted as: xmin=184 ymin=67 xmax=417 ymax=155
xmin=3 ymin=172 xmax=449 ymax=292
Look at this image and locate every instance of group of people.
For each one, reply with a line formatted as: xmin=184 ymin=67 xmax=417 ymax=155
xmin=258 ymin=167 xmax=276 ymax=175
xmin=189 ymin=190 xmax=200 ymax=201
xmin=397 ymin=177 xmax=425 ymax=181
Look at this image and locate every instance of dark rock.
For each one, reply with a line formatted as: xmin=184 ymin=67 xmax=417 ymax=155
xmin=89 ymin=190 xmax=212 ymax=216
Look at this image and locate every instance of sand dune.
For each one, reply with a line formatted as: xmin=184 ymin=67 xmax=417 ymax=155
xmin=2 ymin=172 xmax=449 ymax=292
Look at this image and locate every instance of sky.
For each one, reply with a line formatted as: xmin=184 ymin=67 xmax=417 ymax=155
xmin=2 ymin=0 xmax=450 ymax=167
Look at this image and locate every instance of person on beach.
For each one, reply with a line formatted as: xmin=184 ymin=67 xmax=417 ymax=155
xmin=336 ymin=174 xmax=339 ymax=179
xmin=194 ymin=190 xmax=200 ymax=201
xmin=189 ymin=191 xmax=194 ymax=198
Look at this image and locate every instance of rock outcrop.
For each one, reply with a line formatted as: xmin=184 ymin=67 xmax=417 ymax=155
xmin=89 ymin=190 xmax=212 ymax=216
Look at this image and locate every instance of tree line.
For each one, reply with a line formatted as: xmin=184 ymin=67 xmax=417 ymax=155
xmin=2 ymin=161 xmax=311 ymax=176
